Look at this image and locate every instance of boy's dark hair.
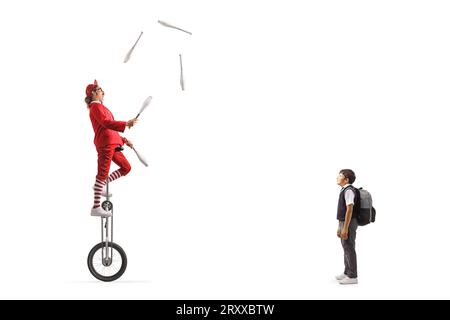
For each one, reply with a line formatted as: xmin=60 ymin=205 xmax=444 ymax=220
xmin=340 ymin=169 xmax=356 ymax=184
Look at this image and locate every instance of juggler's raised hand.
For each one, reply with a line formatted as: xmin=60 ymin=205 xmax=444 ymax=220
xmin=126 ymin=118 xmax=138 ymax=129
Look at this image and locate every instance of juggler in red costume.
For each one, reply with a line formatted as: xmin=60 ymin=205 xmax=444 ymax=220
xmin=85 ymin=80 xmax=138 ymax=217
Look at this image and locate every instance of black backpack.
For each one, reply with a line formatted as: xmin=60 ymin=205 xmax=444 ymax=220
xmin=352 ymin=187 xmax=376 ymax=226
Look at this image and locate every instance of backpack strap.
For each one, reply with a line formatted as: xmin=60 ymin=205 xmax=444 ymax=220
xmin=343 ymin=185 xmax=360 ymax=212
xmin=342 ymin=185 xmax=356 ymax=194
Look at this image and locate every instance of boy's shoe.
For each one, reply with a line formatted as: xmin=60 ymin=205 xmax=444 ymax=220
xmin=339 ymin=276 xmax=358 ymax=285
xmin=91 ymin=206 xmax=112 ymax=218
xmin=92 ymin=185 xmax=112 ymax=197
xmin=335 ymin=273 xmax=347 ymax=281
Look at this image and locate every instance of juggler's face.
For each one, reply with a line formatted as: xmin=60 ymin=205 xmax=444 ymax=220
xmin=93 ymin=87 xmax=104 ymax=101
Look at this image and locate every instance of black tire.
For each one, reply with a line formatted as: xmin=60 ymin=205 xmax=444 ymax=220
xmin=87 ymin=242 xmax=127 ymax=282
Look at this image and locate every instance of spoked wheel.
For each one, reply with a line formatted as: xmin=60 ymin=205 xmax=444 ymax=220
xmin=87 ymin=242 xmax=127 ymax=282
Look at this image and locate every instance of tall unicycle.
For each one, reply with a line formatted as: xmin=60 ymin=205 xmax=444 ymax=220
xmin=87 ymin=181 xmax=127 ymax=281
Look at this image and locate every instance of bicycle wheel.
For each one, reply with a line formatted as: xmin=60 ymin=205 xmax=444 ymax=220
xmin=87 ymin=242 xmax=127 ymax=282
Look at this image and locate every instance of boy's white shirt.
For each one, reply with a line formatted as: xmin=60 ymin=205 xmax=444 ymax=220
xmin=341 ymin=184 xmax=355 ymax=206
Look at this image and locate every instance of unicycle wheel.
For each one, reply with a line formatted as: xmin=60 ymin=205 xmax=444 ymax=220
xmin=87 ymin=242 xmax=127 ymax=282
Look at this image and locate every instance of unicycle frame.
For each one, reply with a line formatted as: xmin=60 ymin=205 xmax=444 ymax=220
xmin=88 ymin=178 xmax=127 ymax=282
xmin=101 ymin=181 xmax=113 ymax=267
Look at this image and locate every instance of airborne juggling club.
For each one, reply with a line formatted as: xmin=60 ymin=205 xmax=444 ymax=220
xmin=124 ymin=31 xmax=144 ymax=63
xmin=158 ymin=20 xmax=192 ymax=35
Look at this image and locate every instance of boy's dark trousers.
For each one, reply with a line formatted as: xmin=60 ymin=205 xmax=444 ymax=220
xmin=339 ymin=219 xmax=358 ymax=278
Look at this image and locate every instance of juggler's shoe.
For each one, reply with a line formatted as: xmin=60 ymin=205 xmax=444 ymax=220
xmin=90 ymin=206 xmax=112 ymax=218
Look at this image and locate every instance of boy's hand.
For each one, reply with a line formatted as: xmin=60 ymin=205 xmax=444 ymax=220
xmin=337 ymin=227 xmax=341 ymax=238
xmin=126 ymin=118 xmax=138 ymax=129
xmin=125 ymin=139 xmax=134 ymax=148
xmin=341 ymin=228 xmax=349 ymax=240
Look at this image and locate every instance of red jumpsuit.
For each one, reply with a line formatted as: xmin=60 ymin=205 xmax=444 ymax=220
xmin=89 ymin=101 xmax=131 ymax=182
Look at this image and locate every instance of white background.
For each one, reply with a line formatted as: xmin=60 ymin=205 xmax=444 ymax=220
xmin=0 ymin=0 xmax=449 ymax=299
